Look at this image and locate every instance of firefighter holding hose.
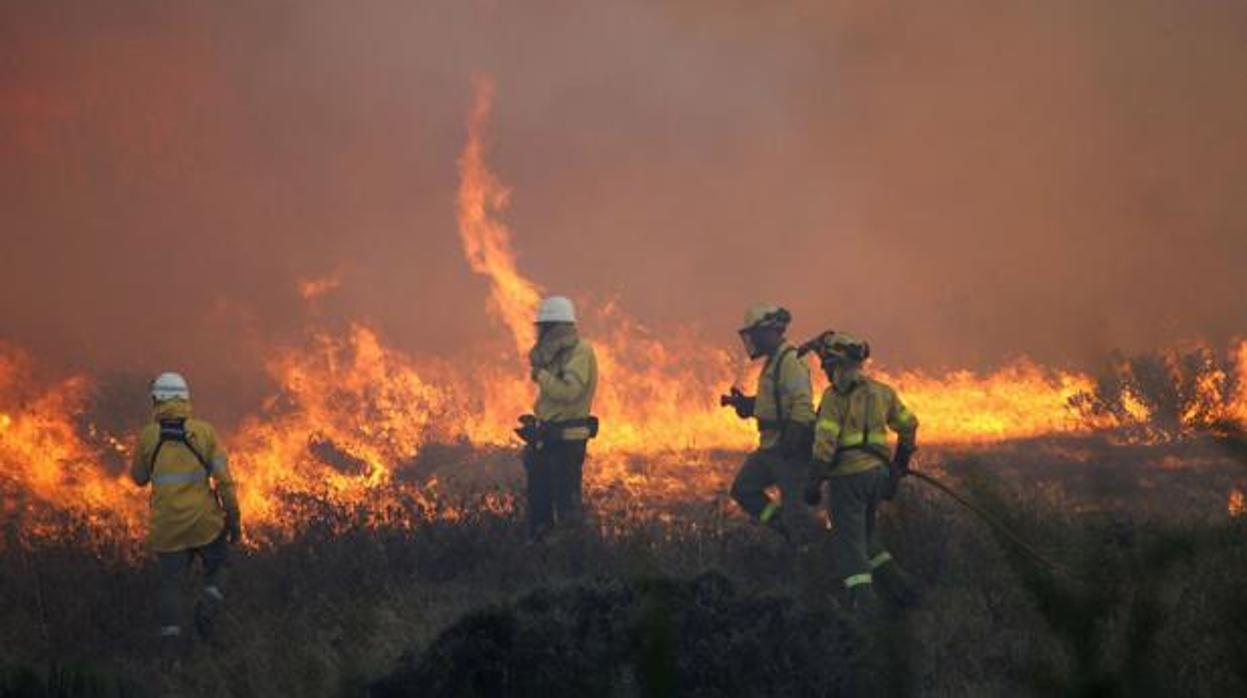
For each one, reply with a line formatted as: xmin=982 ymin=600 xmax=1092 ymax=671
xmin=802 ymin=331 xmax=920 ymax=618
xmin=721 ymin=304 xmax=817 ymax=541
xmin=130 ymin=372 xmax=241 ymax=643
xmin=516 ymin=296 xmax=599 ymax=542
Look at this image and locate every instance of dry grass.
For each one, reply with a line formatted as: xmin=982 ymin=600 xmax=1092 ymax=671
xmin=3 ymin=436 xmax=1246 ymax=697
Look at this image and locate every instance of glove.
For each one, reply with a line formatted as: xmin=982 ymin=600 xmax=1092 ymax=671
xmin=225 ymin=510 xmax=242 ymax=544
xmin=719 ymin=387 xmax=756 ymax=419
xmin=891 ymin=443 xmax=916 ymax=475
xmin=780 ymin=421 xmax=814 ymax=459
xmin=528 ymin=345 xmax=547 ymax=381
xmin=881 ymin=445 xmax=915 ymax=502
xmin=514 ymin=415 xmax=541 ymax=445
xmin=803 ymin=479 xmax=823 ymax=506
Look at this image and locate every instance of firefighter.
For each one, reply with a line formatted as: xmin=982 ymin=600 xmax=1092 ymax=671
xmin=518 ymin=296 xmax=599 ymax=541
xmin=802 ymin=332 xmax=920 ymax=617
xmin=721 ymin=304 xmax=816 ymax=541
xmin=130 ymin=372 xmax=240 ymax=641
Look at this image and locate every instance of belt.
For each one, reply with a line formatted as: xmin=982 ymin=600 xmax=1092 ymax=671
xmin=833 ymin=442 xmax=891 ymax=465
xmin=544 ymin=416 xmax=600 ymax=439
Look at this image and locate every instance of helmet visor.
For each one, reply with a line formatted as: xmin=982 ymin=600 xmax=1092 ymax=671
xmin=738 ymin=329 xmax=764 ymax=359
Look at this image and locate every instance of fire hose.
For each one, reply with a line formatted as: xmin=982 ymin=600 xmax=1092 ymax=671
xmin=907 ymin=469 xmax=1081 ymax=581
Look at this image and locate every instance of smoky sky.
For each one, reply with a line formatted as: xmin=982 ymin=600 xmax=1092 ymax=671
xmin=2 ymin=0 xmax=1245 ymax=409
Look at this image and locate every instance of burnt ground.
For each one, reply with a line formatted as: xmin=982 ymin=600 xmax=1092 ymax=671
xmin=2 ymin=435 xmax=1247 ymax=697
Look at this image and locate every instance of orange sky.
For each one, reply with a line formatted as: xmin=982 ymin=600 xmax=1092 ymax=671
xmin=2 ymin=1 xmax=1244 ymax=417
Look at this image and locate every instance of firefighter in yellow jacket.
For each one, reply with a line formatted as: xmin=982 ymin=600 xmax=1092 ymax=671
xmin=803 ymin=332 xmax=919 ymax=617
xmin=519 ymin=296 xmax=599 ymax=541
xmin=722 ymin=304 xmax=817 ymax=540
xmin=130 ymin=372 xmax=240 ymax=640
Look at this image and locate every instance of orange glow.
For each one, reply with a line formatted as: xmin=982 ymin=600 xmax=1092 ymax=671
xmin=1229 ymin=489 xmax=1245 ymax=517
xmin=297 ymin=273 xmax=342 ymax=301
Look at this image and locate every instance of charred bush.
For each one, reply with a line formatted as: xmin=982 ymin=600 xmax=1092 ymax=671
xmin=371 ymin=572 xmax=863 ymax=698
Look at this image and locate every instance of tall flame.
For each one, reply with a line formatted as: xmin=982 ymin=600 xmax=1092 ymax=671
xmin=456 ymin=78 xmax=543 ymax=356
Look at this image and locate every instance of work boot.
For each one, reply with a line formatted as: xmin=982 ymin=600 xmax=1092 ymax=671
xmin=874 ymin=562 xmax=921 ymax=609
xmin=156 ymin=626 xmax=188 ymax=667
xmin=193 ymin=585 xmax=225 ymax=641
xmin=846 ymin=584 xmax=880 ymax=622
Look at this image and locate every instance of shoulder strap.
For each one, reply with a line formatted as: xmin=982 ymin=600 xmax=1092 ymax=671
xmin=771 ymin=346 xmax=796 ymax=425
xmin=150 ymin=418 xmax=213 ymax=475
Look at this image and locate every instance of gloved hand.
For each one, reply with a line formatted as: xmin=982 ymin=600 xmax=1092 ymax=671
xmin=225 ymin=510 xmax=242 ymax=544
xmin=803 ymin=479 xmax=823 ymax=506
xmin=719 ymin=387 xmax=756 ymax=419
xmin=515 ymin=415 xmax=541 ymax=445
xmin=780 ymin=421 xmax=814 ymax=459
xmin=528 ymin=345 xmax=546 ymax=381
xmin=891 ymin=443 xmax=916 ymax=475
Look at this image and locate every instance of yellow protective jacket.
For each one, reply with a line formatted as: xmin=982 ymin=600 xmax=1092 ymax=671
xmin=130 ymin=400 xmax=238 ymax=552
xmin=811 ymin=374 xmax=918 ymax=478
xmin=753 ymin=342 xmax=816 ymax=451
xmin=534 ymin=338 xmax=599 ymax=441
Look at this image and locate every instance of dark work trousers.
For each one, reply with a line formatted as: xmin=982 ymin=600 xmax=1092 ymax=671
xmin=157 ymin=528 xmax=229 ymax=630
xmin=525 ymin=439 xmax=587 ymax=538
xmin=826 ymin=466 xmax=892 ymax=585
xmin=730 ymin=448 xmax=813 ymax=535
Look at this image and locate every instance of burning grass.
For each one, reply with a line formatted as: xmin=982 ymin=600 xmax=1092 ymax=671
xmin=2 ymin=437 xmax=1246 ymax=697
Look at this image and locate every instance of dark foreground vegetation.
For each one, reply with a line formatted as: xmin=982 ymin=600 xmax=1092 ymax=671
xmin=3 ymin=435 xmax=1246 ymax=697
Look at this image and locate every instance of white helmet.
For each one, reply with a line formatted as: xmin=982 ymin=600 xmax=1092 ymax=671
xmin=739 ymin=303 xmax=791 ymax=333
xmin=150 ymin=372 xmax=190 ymax=402
xmin=535 ymin=296 xmax=577 ymax=324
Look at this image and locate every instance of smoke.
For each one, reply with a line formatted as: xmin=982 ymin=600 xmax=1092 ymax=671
xmin=1 ymin=0 xmax=1244 ymax=419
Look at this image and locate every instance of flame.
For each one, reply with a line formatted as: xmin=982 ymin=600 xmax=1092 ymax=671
xmin=297 ymin=273 xmax=342 ymax=301
xmin=1229 ymin=488 xmax=1245 ymax=517
xmin=1 ymin=79 xmax=1245 ymax=545
xmin=1233 ymin=342 xmax=1247 ymax=425
xmin=228 ymin=325 xmax=452 ymax=532
xmin=879 ymin=362 xmax=1101 ymax=443
xmin=456 ymin=78 xmax=543 ymax=356
xmin=0 ymin=346 xmax=141 ymax=540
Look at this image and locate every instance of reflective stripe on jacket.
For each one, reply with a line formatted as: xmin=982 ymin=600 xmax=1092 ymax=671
xmin=752 ymin=342 xmax=816 ymax=450
xmin=130 ymin=399 xmax=238 ymax=552
xmin=812 ymin=376 xmax=918 ymax=477
xmin=535 ymin=339 xmax=599 ymax=441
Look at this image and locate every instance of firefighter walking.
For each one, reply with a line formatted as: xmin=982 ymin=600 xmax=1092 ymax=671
xmin=721 ymin=304 xmax=817 ymax=541
xmin=518 ymin=296 xmax=599 ymax=541
xmin=130 ymin=372 xmax=241 ymax=642
xmin=803 ymin=332 xmax=920 ymax=617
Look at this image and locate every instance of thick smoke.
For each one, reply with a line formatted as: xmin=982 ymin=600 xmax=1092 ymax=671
xmin=1 ymin=0 xmax=1244 ymax=419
